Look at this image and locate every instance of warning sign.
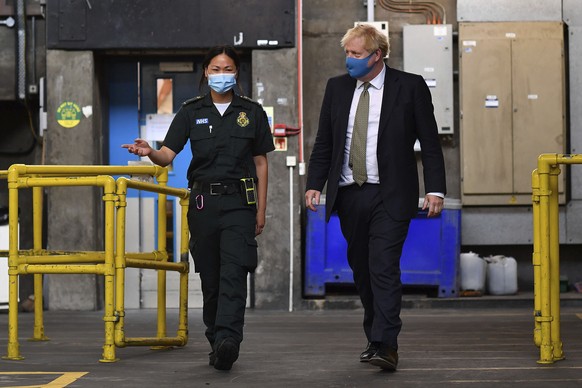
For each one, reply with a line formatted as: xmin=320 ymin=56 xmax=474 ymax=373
xmin=57 ymin=101 xmax=82 ymax=128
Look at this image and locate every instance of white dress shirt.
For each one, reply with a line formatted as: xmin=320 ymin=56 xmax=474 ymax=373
xmin=339 ymin=66 xmax=444 ymax=199
xmin=340 ymin=66 xmax=385 ymax=186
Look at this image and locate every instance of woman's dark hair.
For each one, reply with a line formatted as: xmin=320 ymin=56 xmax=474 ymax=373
xmin=199 ymin=45 xmax=243 ymax=93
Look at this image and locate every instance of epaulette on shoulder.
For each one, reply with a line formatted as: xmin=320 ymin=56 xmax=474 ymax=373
xmin=182 ymin=96 xmax=204 ymax=106
xmin=239 ymin=95 xmax=262 ymax=106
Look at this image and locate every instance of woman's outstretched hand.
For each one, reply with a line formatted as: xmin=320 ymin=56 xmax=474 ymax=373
xmin=121 ymin=138 xmax=152 ymax=157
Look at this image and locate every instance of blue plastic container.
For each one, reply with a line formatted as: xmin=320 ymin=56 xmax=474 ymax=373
xmin=304 ymin=199 xmax=461 ymax=298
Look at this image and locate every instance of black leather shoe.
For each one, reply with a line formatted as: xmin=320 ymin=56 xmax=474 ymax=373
xmin=369 ymin=347 xmax=398 ymax=371
xmin=359 ymin=342 xmax=379 ymax=362
xmin=208 ymin=351 xmax=216 ymax=366
xmin=213 ymin=337 xmax=239 ymax=371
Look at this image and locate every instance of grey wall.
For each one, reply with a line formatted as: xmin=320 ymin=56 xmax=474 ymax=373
xmin=44 ymin=50 xmax=103 ymax=310
xmin=252 ymin=49 xmax=302 ymax=309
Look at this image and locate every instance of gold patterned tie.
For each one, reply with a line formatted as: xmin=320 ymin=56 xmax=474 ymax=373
xmin=349 ymin=82 xmax=370 ymax=186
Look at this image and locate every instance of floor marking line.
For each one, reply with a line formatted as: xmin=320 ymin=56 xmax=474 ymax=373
xmin=0 ymin=372 xmax=88 ymax=388
xmin=399 ymin=366 xmax=582 ymax=371
xmin=46 ymin=372 xmax=88 ymax=387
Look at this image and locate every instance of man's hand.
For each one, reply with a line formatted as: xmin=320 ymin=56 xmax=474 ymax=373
xmin=305 ymin=190 xmax=321 ymax=212
xmin=422 ymin=194 xmax=444 ymax=217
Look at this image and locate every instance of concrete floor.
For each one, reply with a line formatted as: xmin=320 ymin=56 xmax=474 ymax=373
xmin=1 ymin=296 xmax=582 ymax=388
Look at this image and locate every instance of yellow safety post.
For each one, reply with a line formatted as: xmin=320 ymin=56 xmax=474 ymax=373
xmin=548 ymin=165 xmax=564 ymax=361
xmin=4 ymin=166 xmax=24 ymax=360
xmin=535 ymin=154 xmax=554 ymax=364
xmin=532 ymin=153 xmax=582 ymax=364
xmin=101 ymin=175 xmax=118 ymax=363
xmin=113 ymin=179 xmax=128 ymax=352
xmin=178 ymin=261 xmax=189 ymax=342
xmin=531 ymin=169 xmax=541 ymax=347
xmin=155 ymin=171 xmax=168 ymax=349
xmin=178 ymin=195 xmax=190 ymax=342
xmin=179 ymin=196 xmax=190 ymax=263
xmin=30 ymin=185 xmax=48 ymax=342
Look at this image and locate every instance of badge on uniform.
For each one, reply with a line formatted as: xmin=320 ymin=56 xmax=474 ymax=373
xmin=236 ymin=112 xmax=249 ymax=127
xmin=196 ymin=118 xmax=209 ymax=125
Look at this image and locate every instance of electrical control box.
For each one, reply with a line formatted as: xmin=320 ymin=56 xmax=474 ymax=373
xmin=403 ymin=24 xmax=454 ymax=135
xmin=459 ymin=22 xmax=566 ymax=205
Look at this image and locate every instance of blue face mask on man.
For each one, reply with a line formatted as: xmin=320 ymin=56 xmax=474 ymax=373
xmin=207 ymin=73 xmax=237 ymax=94
xmin=345 ymin=51 xmax=376 ymax=79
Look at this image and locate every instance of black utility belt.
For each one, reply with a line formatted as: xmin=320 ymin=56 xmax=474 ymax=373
xmin=192 ymin=181 xmax=241 ymax=195
xmin=192 ymin=179 xmax=257 ymax=205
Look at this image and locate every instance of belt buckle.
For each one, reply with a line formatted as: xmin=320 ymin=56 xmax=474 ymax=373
xmin=209 ymin=183 xmax=222 ymax=195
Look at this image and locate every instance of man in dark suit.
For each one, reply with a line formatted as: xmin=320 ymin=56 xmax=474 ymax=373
xmin=305 ymin=24 xmax=446 ymax=371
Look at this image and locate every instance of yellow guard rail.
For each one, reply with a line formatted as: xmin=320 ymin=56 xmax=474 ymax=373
xmin=532 ymin=153 xmax=582 ymax=364
xmin=0 ymin=164 xmax=190 ymax=362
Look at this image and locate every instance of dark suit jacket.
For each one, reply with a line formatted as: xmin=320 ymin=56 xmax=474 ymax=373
xmin=306 ymin=65 xmax=447 ymax=222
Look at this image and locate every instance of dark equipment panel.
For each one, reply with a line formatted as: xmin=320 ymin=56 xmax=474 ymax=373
xmin=46 ymin=0 xmax=295 ymax=50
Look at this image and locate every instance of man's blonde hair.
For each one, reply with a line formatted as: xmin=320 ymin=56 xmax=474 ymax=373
xmin=340 ymin=24 xmax=390 ymax=58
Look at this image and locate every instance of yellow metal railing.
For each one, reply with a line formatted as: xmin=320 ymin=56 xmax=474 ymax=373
xmin=113 ymin=176 xmax=189 ymax=354
xmin=532 ymin=153 xmax=582 ymax=364
xmin=0 ymin=164 xmax=190 ymax=362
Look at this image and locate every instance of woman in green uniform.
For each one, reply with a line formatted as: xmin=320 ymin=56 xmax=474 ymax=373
xmin=122 ymin=45 xmax=275 ymax=371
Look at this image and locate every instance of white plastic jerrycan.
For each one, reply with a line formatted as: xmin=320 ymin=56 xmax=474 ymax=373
xmin=460 ymin=252 xmax=487 ymax=292
xmin=486 ymin=255 xmax=518 ymax=295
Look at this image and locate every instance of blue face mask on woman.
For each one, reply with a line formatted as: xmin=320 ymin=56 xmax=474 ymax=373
xmin=208 ymin=73 xmax=237 ymax=94
xmin=345 ymin=51 xmax=376 ymax=79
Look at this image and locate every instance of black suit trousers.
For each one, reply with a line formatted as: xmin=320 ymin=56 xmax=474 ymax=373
xmin=335 ymin=183 xmax=410 ymax=350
